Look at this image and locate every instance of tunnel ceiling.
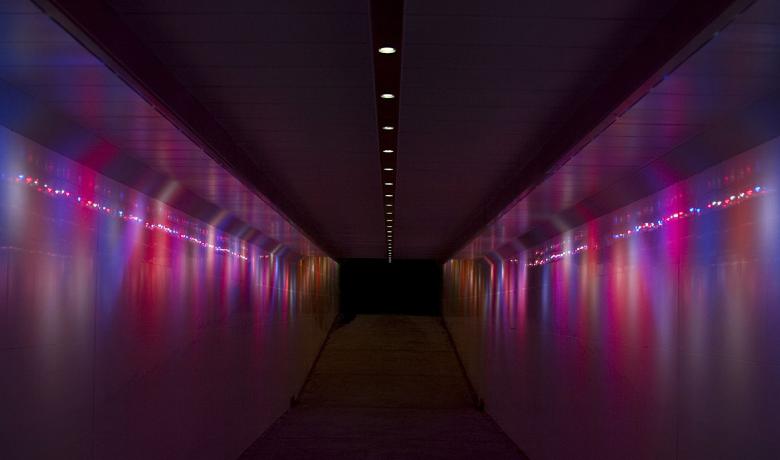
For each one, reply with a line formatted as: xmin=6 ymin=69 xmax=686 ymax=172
xmin=18 ymin=0 xmax=766 ymax=259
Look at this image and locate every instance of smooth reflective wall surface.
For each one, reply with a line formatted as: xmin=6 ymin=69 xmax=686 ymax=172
xmin=0 ymin=125 xmax=338 ymax=459
xmin=444 ymin=139 xmax=780 ymax=459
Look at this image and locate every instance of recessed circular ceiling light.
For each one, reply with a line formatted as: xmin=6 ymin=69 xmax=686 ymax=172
xmin=378 ymin=46 xmax=396 ymax=54
xmin=385 ymin=203 xmax=393 ymax=207
xmin=384 ymin=182 xmax=393 ymax=186
xmin=380 ymin=93 xmax=395 ymax=99
xmin=383 ymin=167 xmax=394 ymax=171
xmin=383 ymin=149 xmax=394 ymax=153
xmin=385 ymin=194 xmax=393 ymax=197
xmin=382 ymin=126 xmax=394 ymax=131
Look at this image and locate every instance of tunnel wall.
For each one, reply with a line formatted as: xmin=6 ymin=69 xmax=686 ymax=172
xmin=443 ymin=138 xmax=780 ymax=459
xmin=0 ymin=126 xmax=339 ymax=459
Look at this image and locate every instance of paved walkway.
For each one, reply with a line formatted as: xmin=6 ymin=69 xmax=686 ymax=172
xmin=240 ymin=315 xmax=526 ymax=459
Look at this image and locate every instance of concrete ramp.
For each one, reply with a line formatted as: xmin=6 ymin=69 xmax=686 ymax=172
xmin=240 ymin=315 xmax=526 ymax=459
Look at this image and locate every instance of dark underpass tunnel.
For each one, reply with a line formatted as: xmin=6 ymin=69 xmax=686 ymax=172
xmin=2 ymin=0 xmax=780 ymax=459
xmin=339 ymin=259 xmax=443 ymax=319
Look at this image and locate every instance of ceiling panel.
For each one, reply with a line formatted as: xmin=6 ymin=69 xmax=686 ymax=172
xmin=5 ymin=0 xmax=764 ymax=260
xmin=396 ymin=0 xmax=679 ymax=258
xmin=456 ymin=0 xmax=780 ymax=259
xmin=104 ymin=0 xmax=382 ymax=258
xmin=0 ymin=1 xmax=325 ymax=256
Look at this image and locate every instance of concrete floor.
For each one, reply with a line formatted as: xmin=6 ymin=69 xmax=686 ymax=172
xmin=239 ymin=315 xmax=526 ymax=459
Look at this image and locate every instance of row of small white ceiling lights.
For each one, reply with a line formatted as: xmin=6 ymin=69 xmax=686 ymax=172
xmin=379 ymin=46 xmax=395 ymax=262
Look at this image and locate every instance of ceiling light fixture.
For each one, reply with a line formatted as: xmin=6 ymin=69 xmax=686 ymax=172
xmin=383 ymin=167 xmax=394 ymax=171
xmin=378 ymin=46 xmax=396 ymax=54
xmin=383 ymin=149 xmax=394 ymax=153
xmin=380 ymin=93 xmax=395 ymax=99
xmin=385 ymin=194 xmax=393 ymax=197
xmin=382 ymin=126 xmax=394 ymax=131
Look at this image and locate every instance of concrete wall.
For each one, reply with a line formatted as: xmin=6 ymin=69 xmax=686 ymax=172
xmin=443 ymin=139 xmax=780 ymax=459
xmin=0 ymin=127 xmax=338 ymax=459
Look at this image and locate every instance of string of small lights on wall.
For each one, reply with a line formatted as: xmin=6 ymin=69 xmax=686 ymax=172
xmin=370 ymin=0 xmax=404 ymax=263
xmin=10 ymin=173 xmax=252 ymax=260
xmin=517 ymin=184 xmax=767 ymax=267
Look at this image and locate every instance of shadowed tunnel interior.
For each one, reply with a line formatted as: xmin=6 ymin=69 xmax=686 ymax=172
xmin=1 ymin=0 xmax=780 ymax=458
xmin=339 ymin=259 xmax=442 ymax=317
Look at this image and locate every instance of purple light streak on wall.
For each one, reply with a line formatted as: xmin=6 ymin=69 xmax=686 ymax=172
xmin=0 ymin=125 xmax=338 ymax=459
xmin=444 ymin=138 xmax=780 ymax=459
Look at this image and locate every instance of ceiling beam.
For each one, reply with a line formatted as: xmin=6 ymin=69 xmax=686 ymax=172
xmin=512 ymin=90 xmax=780 ymax=252
xmin=31 ymin=0 xmax=337 ymax=257
xmin=441 ymin=0 xmax=756 ymax=260
xmin=0 ymin=77 xmax=284 ymax=253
